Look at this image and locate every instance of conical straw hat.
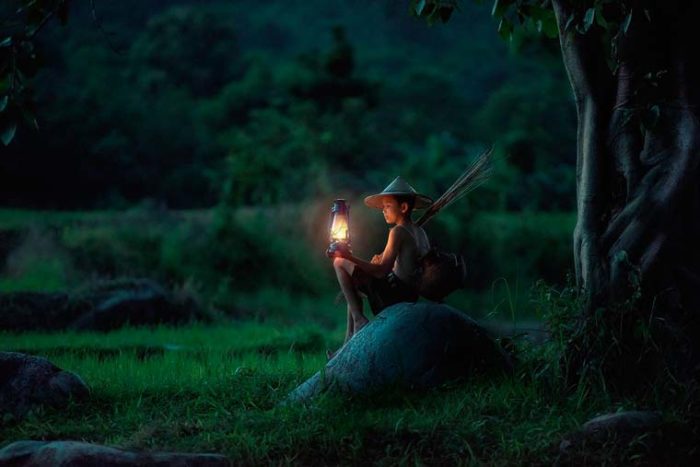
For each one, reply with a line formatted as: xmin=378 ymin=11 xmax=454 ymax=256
xmin=364 ymin=176 xmax=433 ymax=210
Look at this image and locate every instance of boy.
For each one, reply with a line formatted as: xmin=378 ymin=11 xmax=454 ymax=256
xmin=330 ymin=176 xmax=432 ymax=354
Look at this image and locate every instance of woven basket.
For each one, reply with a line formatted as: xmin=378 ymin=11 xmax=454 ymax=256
xmin=418 ymin=247 xmax=467 ymax=302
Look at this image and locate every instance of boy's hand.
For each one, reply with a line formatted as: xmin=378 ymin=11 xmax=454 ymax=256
xmin=371 ymin=254 xmax=382 ymax=264
xmin=332 ymin=250 xmax=343 ymax=258
xmin=328 ymin=243 xmax=350 ymax=259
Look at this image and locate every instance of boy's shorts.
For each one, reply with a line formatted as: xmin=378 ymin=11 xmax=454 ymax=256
xmin=351 ymin=268 xmax=419 ymax=315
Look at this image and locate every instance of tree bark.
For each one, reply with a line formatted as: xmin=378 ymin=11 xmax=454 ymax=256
xmin=552 ymin=0 xmax=700 ymax=390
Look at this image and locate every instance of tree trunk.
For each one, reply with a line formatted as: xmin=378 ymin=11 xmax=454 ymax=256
xmin=551 ymin=0 xmax=700 ymax=392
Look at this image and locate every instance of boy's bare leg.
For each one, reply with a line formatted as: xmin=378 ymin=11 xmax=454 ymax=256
xmin=333 ymin=258 xmax=369 ymax=341
xmin=345 ymin=308 xmax=354 ymax=343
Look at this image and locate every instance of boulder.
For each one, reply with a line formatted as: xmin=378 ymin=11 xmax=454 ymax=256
xmin=581 ymin=411 xmax=663 ymax=435
xmin=0 ymin=440 xmax=231 ymax=467
xmin=69 ymin=279 xmax=194 ymax=331
xmin=0 ymin=352 xmax=89 ymax=419
xmin=559 ymin=411 xmax=700 ymax=464
xmin=287 ymin=302 xmax=512 ymax=402
xmin=558 ymin=410 xmax=665 ymax=458
xmin=0 ymin=278 xmax=208 ymax=332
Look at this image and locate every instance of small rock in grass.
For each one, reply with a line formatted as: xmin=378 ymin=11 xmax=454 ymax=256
xmin=0 ymin=352 xmax=89 ymax=420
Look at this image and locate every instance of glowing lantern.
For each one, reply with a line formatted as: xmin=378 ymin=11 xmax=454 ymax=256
xmin=326 ymin=199 xmax=351 ymax=257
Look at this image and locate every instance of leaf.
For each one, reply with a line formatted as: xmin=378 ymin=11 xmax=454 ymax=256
xmin=0 ymin=95 xmax=7 ymax=113
xmin=0 ymin=36 xmax=12 ymax=48
xmin=414 ymin=0 xmax=427 ymax=16
xmin=492 ymin=0 xmax=511 ymax=19
xmin=541 ymin=14 xmax=559 ymax=38
xmin=595 ymin=10 xmax=608 ymax=28
xmin=421 ymin=2 xmax=437 ymax=21
xmin=527 ymin=5 xmax=549 ymax=21
xmin=425 ymin=5 xmax=442 ymax=25
xmin=439 ymin=6 xmax=454 ymax=23
xmin=582 ymin=8 xmax=595 ymax=33
xmin=564 ymin=14 xmax=576 ymax=32
xmin=621 ymin=10 xmax=633 ymax=34
xmin=497 ymin=18 xmax=513 ymax=41
xmin=1 ymin=122 xmax=17 ymax=146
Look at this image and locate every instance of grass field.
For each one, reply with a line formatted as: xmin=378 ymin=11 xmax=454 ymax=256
xmin=1 ymin=321 xmax=652 ymax=465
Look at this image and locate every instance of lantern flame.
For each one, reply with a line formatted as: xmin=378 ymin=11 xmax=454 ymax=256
xmin=330 ymin=216 xmax=349 ymax=242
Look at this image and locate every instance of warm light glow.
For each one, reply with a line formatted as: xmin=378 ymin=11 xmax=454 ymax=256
xmin=330 ymin=215 xmax=349 ymax=242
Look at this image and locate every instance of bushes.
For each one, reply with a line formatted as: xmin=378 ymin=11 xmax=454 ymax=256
xmin=0 ymin=227 xmax=75 ymax=292
xmin=47 ymin=204 xmax=332 ymax=313
xmin=162 ymin=206 xmax=332 ymax=311
xmin=461 ymin=211 xmax=575 ymax=290
xmin=422 ymin=209 xmax=575 ymax=319
xmin=0 ymin=207 xmax=576 ymax=319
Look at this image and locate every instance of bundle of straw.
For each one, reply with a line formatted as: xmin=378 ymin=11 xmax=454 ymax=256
xmin=416 ymin=145 xmax=494 ymax=227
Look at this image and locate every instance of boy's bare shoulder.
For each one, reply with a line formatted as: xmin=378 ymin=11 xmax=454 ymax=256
xmin=389 ymin=225 xmax=410 ymax=242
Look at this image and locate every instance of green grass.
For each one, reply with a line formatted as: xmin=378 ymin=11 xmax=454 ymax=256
xmin=0 ymin=322 xmax=641 ymax=465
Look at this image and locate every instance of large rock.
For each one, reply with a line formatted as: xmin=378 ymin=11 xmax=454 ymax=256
xmin=557 ymin=410 xmax=674 ymax=463
xmin=581 ymin=411 xmax=663 ymax=435
xmin=69 ymin=279 xmax=195 ymax=331
xmin=0 ymin=352 xmax=89 ymax=419
xmin=559 ymin=410 xmax=664 ymax=452
xmin=0 ymin=278 xmax=208 ymax=332
xmin=0 ymin=441 xmax=231 ymax=467
xmin=287 ymin=302 xmax=513 ymax=401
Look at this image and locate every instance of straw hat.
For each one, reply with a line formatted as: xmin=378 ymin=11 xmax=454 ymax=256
xmin=364 ymin=176 xmax=433 ymax=210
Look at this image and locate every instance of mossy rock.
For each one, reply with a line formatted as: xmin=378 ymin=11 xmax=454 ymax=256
xmin=0 ymin=352 xmax=89 ymax=420
xmin=0 ymin=441 xmax=230 ymax=466
xmin=0 ymin=278 xmax=208 ymax=332
xmin=287 ymin=302 xmax=513 ymax=402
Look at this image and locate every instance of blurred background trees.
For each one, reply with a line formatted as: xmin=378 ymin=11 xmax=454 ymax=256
xmin=1 ymin=0 xmax=575 ymax=211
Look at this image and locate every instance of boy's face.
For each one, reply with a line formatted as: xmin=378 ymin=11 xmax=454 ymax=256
xmin=381 ymin=197 xmax=408 ymax=224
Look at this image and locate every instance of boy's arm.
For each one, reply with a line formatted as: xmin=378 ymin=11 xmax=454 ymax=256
xmin=339 ymin=227 xmax=402 ymax=278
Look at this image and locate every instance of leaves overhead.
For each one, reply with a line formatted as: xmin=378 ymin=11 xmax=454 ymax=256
xmin=409 ymin=0 xmax=458 ymax=26
xmin=1 ymin=0 xmax=71 ymax=145
xmin=409 ymin=0 xmax=660 ymax=82
xmin=1 ymin=122 xmax=17 ymax=146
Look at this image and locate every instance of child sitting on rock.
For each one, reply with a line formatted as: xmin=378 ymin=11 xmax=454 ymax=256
xmin=329 ymin=176 xmax=432 ymax=357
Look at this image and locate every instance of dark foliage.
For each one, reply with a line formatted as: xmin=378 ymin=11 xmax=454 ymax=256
xmin=0 ymin=0 xmax=576 ymax=211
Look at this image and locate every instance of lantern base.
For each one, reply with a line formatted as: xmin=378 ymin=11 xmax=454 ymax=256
xmin=326 ymin=241 xmax=351 ymax=258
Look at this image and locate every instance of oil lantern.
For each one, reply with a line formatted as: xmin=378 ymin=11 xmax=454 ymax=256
xmin=326 ymin=199 xmax=351 ymax=257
